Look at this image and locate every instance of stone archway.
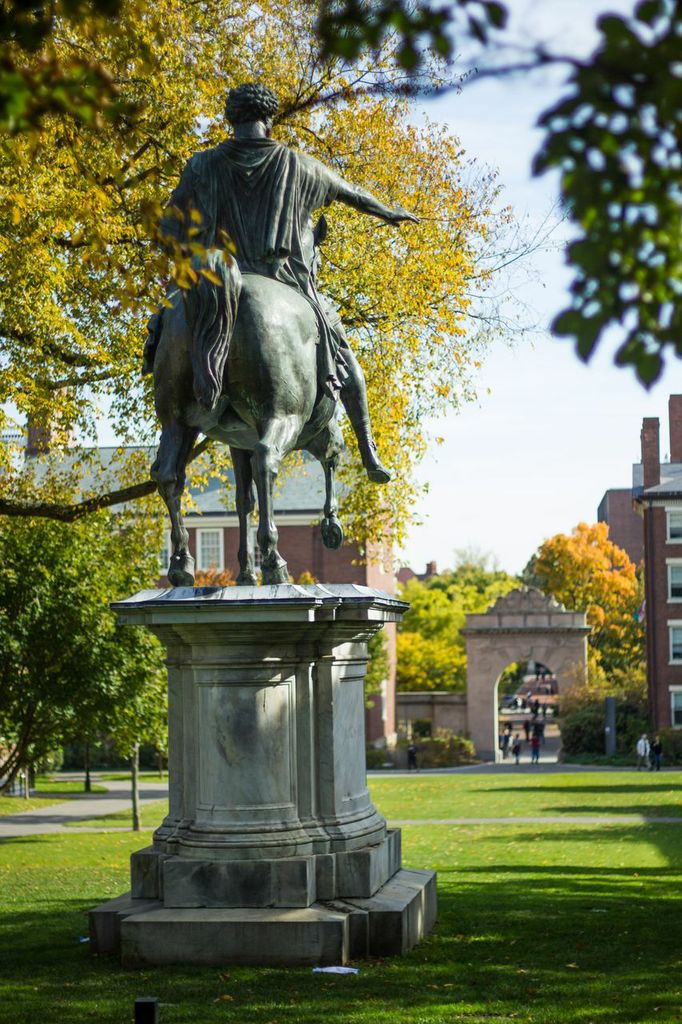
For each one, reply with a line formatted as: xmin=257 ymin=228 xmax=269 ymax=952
xmin=463 ymin=588 xmax=589 ymax=761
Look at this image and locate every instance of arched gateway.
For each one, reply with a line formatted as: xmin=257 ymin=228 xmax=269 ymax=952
xmin=463 ymin=588 xmax=589 ymax=761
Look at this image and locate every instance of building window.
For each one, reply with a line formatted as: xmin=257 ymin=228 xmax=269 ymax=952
xmin=671 ymin=689 xmax=682 ymax=729
xmin=197 ymin=528 xmax=224 ymax=571
xmin=669 ymin=564 xmax=682 ymax=601
xmin=670 ymin=624 xmax=682 ymax=663
xmin=249 ymin=523 xmax=263 ymax=570
xmin=668 ymin=510 xmax=682 ymax=541
xmin=159 ymin=532 xmax=170 ymax=575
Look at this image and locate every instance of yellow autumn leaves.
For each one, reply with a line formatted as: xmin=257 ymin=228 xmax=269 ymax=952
xmin=0 ymin=0 xmax=509 ymax=547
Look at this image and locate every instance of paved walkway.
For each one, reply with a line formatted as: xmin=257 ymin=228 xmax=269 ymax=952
xmin=0 ymin=777 xmax=168 ymax=839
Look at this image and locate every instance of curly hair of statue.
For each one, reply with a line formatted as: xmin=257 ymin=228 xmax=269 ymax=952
xmin=225 ymin=82 xmax=279 ymax=125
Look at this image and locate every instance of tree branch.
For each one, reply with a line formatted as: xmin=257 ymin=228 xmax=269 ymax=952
xmin=0 ymin=437 xmax=212 ymax=521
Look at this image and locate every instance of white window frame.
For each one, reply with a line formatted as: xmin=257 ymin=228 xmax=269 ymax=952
xmin=667 ymin=509 xmax=682 ymax=543
xmin=196 ymin=527 xmax=224 ymax=572
xmin=670 ymin=686 xmax=682 ymax=730
xmin=669 ymin=621 xmax=682 ymax=664
xmin=667 ymin=559 xmax=682 ymax=602
xmin=159 ymin=530 xmax=171 ymax=575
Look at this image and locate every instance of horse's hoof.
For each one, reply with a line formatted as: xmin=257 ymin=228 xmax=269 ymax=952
xmin=321 ymin=516 xmax=344 ymax=550
xmin=168 ymin=553 xmax=195 ymax=588
xmin=261 ymin=561 xmax=289 ymax=585
xmin=236 ymin=571 xmax=258 ymax=586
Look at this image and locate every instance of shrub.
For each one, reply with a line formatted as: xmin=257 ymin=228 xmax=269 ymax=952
xmin=658 ymin=729 xmax=682 ymax=765
xmin=560 ymin=699 xmax=648 ymax=757
xmin=366 ymin=746 xmax=390 ymax=770
xmin=396 ymin=729 xmax=476 ymax=768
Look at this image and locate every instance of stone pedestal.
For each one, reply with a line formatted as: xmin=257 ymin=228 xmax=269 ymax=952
xmin=90 ymin=584 xmax=437 ymax=965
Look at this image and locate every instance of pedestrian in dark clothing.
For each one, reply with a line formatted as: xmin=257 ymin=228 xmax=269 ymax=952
xmin=501 ymin=726 xmax=511 ymax=760
xmin=530 ymin=734 xmax=541 ymax=764
xmin=407 ymin=742 xmax=418 ymax=771
xmin=512 ymin=734 xmax=522 ymax=765
xmin=651 ymin=736 xmax=663 ymax=772
xmin=523 ymin=719 xmax=531 ymax=742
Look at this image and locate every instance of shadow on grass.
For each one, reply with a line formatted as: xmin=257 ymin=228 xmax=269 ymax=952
xmin=479 ymin=783 xmax=682 ymax=795
xmin=428 ymin=823 xmax=682 ymax=876
xmin=3 ymin=857 xmax=682 ymax=1024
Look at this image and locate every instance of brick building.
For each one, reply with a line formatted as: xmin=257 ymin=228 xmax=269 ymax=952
xmin=633 ymin=396 xmax=682 ymax=731
xmin=597 ymin=488 xmax=644 ymax=565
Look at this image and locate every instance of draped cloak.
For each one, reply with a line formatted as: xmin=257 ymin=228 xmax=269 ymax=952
xmin=159 ymin=138 xmax=348 ymax=393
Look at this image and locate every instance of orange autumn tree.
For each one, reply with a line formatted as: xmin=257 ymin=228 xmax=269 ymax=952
xmin=0 ymin=0 xmax=514 ymax=553
xmin=524 ymin=522 xmax=644 ymax=675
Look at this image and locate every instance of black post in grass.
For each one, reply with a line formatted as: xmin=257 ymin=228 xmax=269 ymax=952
xmin=134 ymin=997 xmax=159 ymax=1024
xmin=605 ymin=696 xmax=617 ymax=757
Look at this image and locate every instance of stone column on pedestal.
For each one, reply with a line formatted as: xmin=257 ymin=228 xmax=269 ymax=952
xmin=89 ymin=584 xmax=437 ymax=966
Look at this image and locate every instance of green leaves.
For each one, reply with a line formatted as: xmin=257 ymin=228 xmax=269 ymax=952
xmin=317 ymin=0 xmax=507 ymax=69
xmin=535 ymin=0 xmax=682 ymax=386
xmin=0 ymin=1 xmax=130 ymax=132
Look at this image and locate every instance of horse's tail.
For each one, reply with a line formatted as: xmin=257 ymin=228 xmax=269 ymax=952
xmin=183 ymin=248 xmax=241 ymax=411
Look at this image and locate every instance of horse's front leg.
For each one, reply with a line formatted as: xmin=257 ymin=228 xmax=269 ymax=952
xmin=152 ymin=420 xmax=199 ymax=586
xmin=251 ymin=416 xmax=300 ymax=585
xmin=230 ymin=445 xmax=257 ymax=585
xmin=321 ymin=454 xmax=344 ymax=550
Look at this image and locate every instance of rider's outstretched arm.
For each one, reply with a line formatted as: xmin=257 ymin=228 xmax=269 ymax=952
xmin=332 ymin=176 xmax=418 ymax=225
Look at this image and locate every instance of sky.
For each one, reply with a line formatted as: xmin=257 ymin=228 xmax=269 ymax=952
xmin=399 ymin=0 xmax=675 ymax=576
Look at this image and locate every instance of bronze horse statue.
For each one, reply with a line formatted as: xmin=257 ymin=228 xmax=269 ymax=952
xmin=151 ymin=236 xmax=345 ymax=587
xmin=148 ymin=82 xmax=418 ymax=587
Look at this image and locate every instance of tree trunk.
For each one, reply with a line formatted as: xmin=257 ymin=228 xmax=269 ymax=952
xmin=84 ymin=741 xmax=91 ymax=793
xmin=131 ymin=742 xmax=141 ymax=832
xmin=157 ymin=748 xmax=164 ymax=781
xmin=22 ymin=768 xmax=29 ymax=800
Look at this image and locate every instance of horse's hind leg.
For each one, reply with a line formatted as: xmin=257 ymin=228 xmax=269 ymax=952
xmin=152 ymin=421 xmax=198 ymax=586
xmin=230 ymin=446 xmax=257 ymax=586
xmin=251 ymin=416 xmax=300 ymax=585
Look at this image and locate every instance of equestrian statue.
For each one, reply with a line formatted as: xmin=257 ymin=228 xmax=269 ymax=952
xmin=144 ymin=82 xmax=418 ymax=586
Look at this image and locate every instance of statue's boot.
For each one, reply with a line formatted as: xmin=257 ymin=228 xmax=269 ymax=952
xmin=336 ymin=344 xmax=391 ymax=484
xmin=361 ymin=438 xmax=392 ymax=484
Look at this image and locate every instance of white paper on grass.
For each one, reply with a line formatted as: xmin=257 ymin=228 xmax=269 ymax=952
xmin=312 ymin=966 xmax=360 ymax=975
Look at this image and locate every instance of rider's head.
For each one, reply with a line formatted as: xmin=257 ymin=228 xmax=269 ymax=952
xmin=225 ymin=82 xmax=279 ymax=137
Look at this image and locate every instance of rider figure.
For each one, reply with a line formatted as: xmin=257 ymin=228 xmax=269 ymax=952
xmin=144 ymin=82 xmax=418 ymax=485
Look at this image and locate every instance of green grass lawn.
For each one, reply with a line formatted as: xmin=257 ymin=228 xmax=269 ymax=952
xmin=2 ymin=773 xmax=682 ymax=1023
xmin=62 ymin=771 xmax=682 ymax=832
xmin=0 ymin=779 xmax=106 ymax=816
xmin=34 ymin=777 xmax=107 ymax=795
xmin=371 ymin=770 xmax=682 ymax=819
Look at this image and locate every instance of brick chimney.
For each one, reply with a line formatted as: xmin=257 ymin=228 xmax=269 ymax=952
xmin=25 ymin=413 xmax=51 ymax=457
xmin=669 ymin=395 xmax=682 ymax=464
xmin=425 ymin=561 xmax=437 ymax=577
xmin=641 ymin=417 xmax=660 ymax=489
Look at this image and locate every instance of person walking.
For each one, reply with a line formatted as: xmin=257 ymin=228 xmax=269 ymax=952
xmin=530 ymin=733 xmax=541 ymax=764
xmin=407 ymin=741 xmax=418 ymax=772
xmin=512 ymin=733 xmax=522 ymax=765
xmin=651 ymin=735 xmax=663 ymax=772
xmin=502 ymin=724 xmax=512 ymax=759
xmin=523 ymin=718 xmax=531 ymax=742
xmin=636 ymin=733 xmax=650 ymax=771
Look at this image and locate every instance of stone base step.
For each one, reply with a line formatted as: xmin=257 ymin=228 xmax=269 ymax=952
xmin=90 ymin=868 xmax=436 ymax=966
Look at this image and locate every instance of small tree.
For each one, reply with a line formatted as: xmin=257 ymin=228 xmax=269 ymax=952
xmin=396 ymin=556 xmax=518 ymax=692
xmin=524 ymin=522 xmax=645 ymax=676
xmin=0 ymin=503 xmax=165 ymax=791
